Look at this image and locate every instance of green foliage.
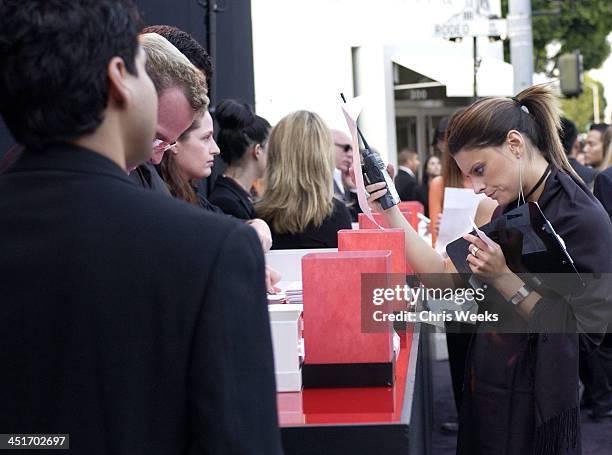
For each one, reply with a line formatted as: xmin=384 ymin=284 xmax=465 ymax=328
xmin=560 ymin=74 xmax=607 ymax=132
xmin=501 ymin=0 xmax=612 ymax=72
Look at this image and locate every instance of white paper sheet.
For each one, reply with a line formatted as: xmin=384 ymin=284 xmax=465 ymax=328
xmin=435 ymin=188 xmax=485 ymax=255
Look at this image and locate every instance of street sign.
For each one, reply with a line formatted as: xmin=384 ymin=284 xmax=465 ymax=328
xmin=434 ymin=17 xmax=507 ymax=39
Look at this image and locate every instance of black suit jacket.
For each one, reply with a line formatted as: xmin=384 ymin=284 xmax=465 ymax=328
xmin=569 ymin=157 xmax=598 ymax=187
xmin=594 ymin=166 xmax=612 ymax=220
xmin=0 ymin=144 xmax=282 ymax=455
xmin=129 ymin=161 xmax=171 ymax=195
xmin=394 ymin=168 xmax=418 ymax=202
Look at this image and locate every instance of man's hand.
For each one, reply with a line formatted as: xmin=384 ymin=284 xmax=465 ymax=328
xmin=342 ymin=169 xmax=356 ymax=192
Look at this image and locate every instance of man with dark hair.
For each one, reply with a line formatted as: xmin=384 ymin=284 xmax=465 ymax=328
xmin=395 ymin=148 xmax=421 ymax=201
xmin=0 ymin=1 xmax=282 ymax=454
xmin=560 ymin=117 xmax=597 ymax=186
xmin=585 ymin=123 xmax=609 ymax=170
xmin=142 ymin=24 xmax=214 ymax=82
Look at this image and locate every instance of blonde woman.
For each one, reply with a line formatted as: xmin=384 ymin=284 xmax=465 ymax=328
xmin=256 ymin=111 xmax=352 ymax=249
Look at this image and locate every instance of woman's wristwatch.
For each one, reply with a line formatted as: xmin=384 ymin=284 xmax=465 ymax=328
xmin=509 ymin=282 xmax=533 ymax=306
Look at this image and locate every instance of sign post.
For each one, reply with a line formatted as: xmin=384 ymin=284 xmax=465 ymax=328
xmin=433 ymin=1 xmax=508 ymax=98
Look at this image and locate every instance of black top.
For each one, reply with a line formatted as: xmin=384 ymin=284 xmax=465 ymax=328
xmin=209 ymin=175 xmax=255 ymax=220
xmin=0 ymin=144 xmax=283 ymax=455
xmin=458 ymin=166 xmax=612 ymax=455
xmin=197 ymin=191 xmax=225 ymax=214
xmin=414 ymin=182 xmax=430 ymax=216
xmin=269 ymin=198 xmax=352 ymax=249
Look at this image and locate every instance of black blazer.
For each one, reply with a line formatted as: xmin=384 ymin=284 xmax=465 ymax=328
xmin=0 ymin=144 xmax=282 ymax=455
xmin=394 ymin=168 xmax=418 ymax=202
xmin=569 ymin=157 xmax=597 ymax=186
xmin=209 ymin=175 xmax=255 ymax=220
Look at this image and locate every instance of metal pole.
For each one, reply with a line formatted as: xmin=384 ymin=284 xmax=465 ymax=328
xmin=508 ymin=0 xmax=534 ymax=93
xmin=589 ymin=83 xmax=600 ymax=123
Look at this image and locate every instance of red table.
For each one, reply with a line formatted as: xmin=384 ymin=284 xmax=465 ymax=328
xmin=277 ymin=325 xmax=432 ymax=455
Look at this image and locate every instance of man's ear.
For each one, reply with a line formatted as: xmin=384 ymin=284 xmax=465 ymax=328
xmin=107 ymin=57 xmax=130 ymax=107
xmin=506 ymin=130 xmax=525 ymax=159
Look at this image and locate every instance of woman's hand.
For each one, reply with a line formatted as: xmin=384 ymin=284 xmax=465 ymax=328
xmin=247 ymin=218 xmax=273 ymax=252
xmin=463 ymin=233 xmax=511 ymax=285
xmin=265 ymin=265 xmax=281 ymax=294
xmin=349 ymin=163 xmax=397 ymax=214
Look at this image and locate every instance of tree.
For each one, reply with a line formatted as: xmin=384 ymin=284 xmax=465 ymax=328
xmin=560 ymin=74 xmax=607 ymax=132
xmin=502 ymin=0 xmax=612 ymax=73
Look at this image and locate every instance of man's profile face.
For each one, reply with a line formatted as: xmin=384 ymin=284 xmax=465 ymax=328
xmin=332 ymin=130 xmax=353 ymax=172
xmin=150 ymin=87 xmax=194 ymax=165
xmin=408 ymin=154 xmax=420 ymax=173
xmin=584 ymin=129 xmax=604 ymax=167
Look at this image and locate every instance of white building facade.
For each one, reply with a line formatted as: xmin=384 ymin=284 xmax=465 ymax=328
xmin=251 ymin=0 xmax=514 ymax=166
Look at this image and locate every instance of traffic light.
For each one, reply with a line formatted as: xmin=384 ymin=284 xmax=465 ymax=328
xmin=559 ymin=51 xmax=583 ymax=98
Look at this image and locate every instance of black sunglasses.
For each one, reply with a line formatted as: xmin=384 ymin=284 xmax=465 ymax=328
xmin=335 ymin=143 xmax=352 ymax=153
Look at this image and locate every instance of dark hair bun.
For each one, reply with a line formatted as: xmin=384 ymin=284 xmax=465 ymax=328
xmin=215 ymin=99 xmax=255 ymax=131
xmin=215 ymin=99 xmax=271 ymax=165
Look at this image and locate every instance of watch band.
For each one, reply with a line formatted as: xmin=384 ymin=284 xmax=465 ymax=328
xmin=509 ymin=283 xmax=532 ymax=306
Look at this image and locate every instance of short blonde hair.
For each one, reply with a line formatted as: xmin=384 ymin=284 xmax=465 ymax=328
xmin=256 ymin=111 xmax=335 ymax=234
xmin=139 ymin=33 xmax=208 ymax=114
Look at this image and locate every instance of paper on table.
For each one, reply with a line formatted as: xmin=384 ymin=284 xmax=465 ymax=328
xmin=435 ymin=188 xmax=484 ymax=255
xmin=340 ymin=96 xmax=382 ymax=229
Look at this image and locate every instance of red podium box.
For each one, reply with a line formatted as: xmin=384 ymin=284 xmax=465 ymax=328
xmin=301 ymin=251 xmax=394 ymax=388
xmin=354 ymin=218 xmax=415 ymax=274
xmin=338 ymin=229 xmax=412 ymax=343
xmin=398 ymin=201 xmax=424 ymax=215
xmin=337 ymin=229 xmax=405 ymax=275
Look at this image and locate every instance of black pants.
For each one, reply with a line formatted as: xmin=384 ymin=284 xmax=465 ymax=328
xmin=445 ymin=322 xmax=475 ymax=414
xmin=579 ymin=333 xmax=612 ymax=413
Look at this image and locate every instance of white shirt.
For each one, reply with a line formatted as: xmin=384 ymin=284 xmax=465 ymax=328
xmin=333 ymin=168 xmax=345 ymax=195
xmin=399 ymin=165 xmax=415 ymax=178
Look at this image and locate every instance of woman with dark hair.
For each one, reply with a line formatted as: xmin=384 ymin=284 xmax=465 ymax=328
xmin=210 ymin=99 xmax=271 ymax=219
xmin=159 ymin=110 xmax=273 ymax=251
xmin=415 ymin=154 xmax=441 ymax=216
xmin=159 ymin=110 xmax=222 ymax=211
xmin=366 ymin=85 xmax=612 ymax=454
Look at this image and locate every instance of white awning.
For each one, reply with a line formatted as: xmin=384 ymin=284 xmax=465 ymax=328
xmin=390 ymin=40 xmax=514 ymax=98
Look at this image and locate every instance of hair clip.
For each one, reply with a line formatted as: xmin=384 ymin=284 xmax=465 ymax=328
xmin=511 ymin=96 xmax=530 ymax=114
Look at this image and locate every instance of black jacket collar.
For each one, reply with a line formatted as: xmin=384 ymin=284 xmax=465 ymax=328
xmin=5 ymin=142 xmax=133 ymax=185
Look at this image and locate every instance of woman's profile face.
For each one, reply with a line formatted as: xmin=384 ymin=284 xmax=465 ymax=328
xmin=174 ymin=111 xmax=220 ymax=180
xmin=453 ymin=145 xmax=520 ymax=205
xmin=426 ymin=156 xmax=441 ymax=177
